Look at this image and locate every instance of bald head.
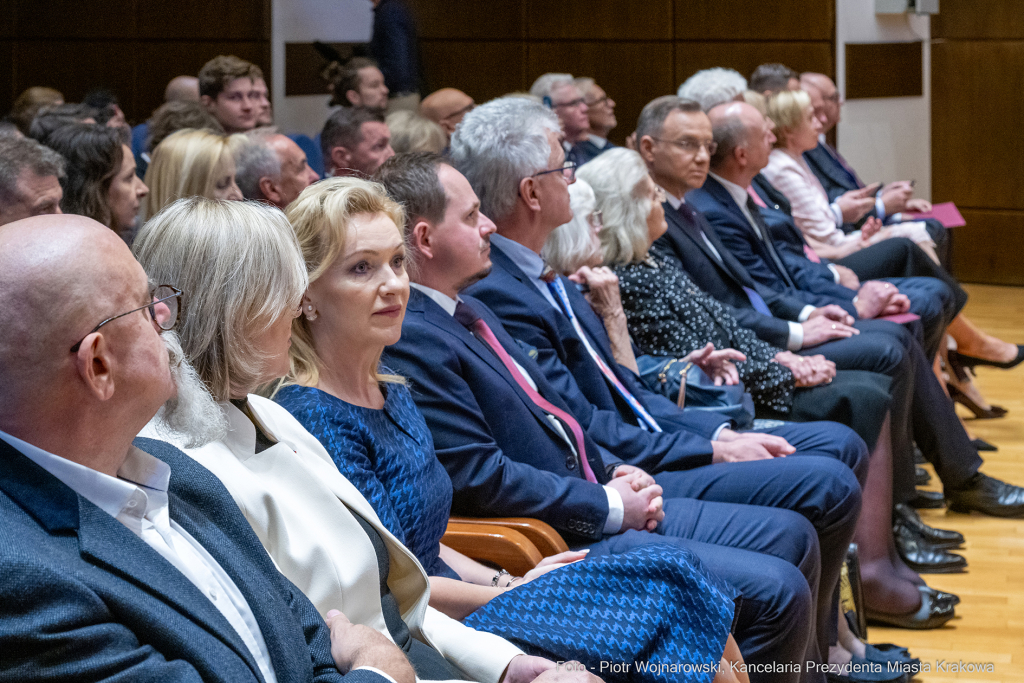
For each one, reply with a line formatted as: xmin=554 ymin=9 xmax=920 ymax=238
xmin=707 ymin=101 xmax=776 ymax=183
xmin=801 ymin=72 xmax=840 ymax=132
xmin=165 ymin=76 xmax=201 ymax=103
xmin=420 ymin=88 xmax=475 ymax=138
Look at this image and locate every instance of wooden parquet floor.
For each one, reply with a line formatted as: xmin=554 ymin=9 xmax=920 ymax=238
xmin=870 ymin=284 xmax=1024 ymax=682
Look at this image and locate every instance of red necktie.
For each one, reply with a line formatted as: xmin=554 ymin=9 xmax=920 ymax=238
xmin=454 ymin=301 xmax=598 ymax=483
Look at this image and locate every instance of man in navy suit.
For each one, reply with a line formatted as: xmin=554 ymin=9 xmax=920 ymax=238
xmin=799 ymin=72 xmax=948 ymax=265
xmin=377 ymin=133 xmax=863 ymax=681
xmin=636 ymin=95 xmax=1024 ymax=518
xmin=689 ymin=101 xmax=956 ymax=359
xmin=0 ymin=215 xmax=420 ymax=682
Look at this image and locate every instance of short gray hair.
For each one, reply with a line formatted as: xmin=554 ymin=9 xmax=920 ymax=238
xmin=542 ymin=178 xmax=599 ymax=275
xmin=133 ymin=197 xmax=308 ymax=400
xmin=234 ymin=128 xmax=282 ymax=200
xmin=0 ymin=135 xmax=65 ymax=206
xmin=385 ymin=110 xmax=446 ymax=154
xmin=577 ymin=148 xmax=652 ymax=266
xmin=449 ymin=96 xmax=560 ymax=223
xmin=709 ymin=107 xmax=751 ymax=168
xmin=574 ymin=77 xmax=596 ymax=99
xmin=677 ymin=68 xmax=748 ymax=112
xmin=636 ymin=96 xmax=701 ymax=142
xmin=530 ymin=73 xmax=575 ymax=101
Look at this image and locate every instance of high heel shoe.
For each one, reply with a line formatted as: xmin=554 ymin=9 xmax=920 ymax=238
xmin=953 ymin=345 xmax=1024 ymax=370
xmin=948 ymin=384 xmax=1008 ymax=420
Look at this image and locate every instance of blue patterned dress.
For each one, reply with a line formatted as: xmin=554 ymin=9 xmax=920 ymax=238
xmin=276 ymin=381 xmax=739 ymax=683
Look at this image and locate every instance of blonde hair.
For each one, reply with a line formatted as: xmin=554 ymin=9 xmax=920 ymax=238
xmin=386 ymin=110 xmax=447 ymax=154
xmin=141 ymin=128 xmax=245 ymax=221
xmin=284 ymin=177 xmax=407 ymax=388
xmin=133 ymin=197 xmax=308 ymax=401
xmin=576 ymin=148 xmax=653 ymax=266
xmin=766 ymin=89 xmax=811 ymax=148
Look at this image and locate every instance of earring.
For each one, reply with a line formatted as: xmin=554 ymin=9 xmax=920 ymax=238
xmin=305 ymin=304 xmax=318 ymax=321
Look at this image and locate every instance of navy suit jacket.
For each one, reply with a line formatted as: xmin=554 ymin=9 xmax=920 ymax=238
xmin=655 ymin=200 xmax=806 ymax=349
xmin=688 ymin=176 xmax=858 ymax=316
xmin=0 ymin=436 xmax=380 ymax=683
xmin=465 ymin=245 xmax=725 ymax=473
xmin=804 ymin=143 xmax=860 ymax=205
xmin=383 ymin=289 xmax=617 ymax=542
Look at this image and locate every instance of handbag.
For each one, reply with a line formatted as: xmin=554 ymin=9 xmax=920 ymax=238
xmin=636 ymin=354 xmax=755 ymax=430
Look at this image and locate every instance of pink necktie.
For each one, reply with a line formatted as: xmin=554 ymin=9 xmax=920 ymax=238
xmin=747 ymin=185 xmax=823 ymax=263
xmin=455 ymin=302 xmax=598 ymax=483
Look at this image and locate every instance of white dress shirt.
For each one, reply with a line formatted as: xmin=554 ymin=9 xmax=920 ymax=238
xmin=663 ymin=187 xmax=807 ymax=351
xmin=0 ymin=430 xmax=278 ymax=683
xmin=410 ymin=282 xmax=625 ymax=534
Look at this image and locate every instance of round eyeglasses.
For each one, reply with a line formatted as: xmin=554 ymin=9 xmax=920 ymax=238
xmin=70 ymin=285 xmax=183 ymax=353
xmin=530 ymin=160 xmax=577 ymax=183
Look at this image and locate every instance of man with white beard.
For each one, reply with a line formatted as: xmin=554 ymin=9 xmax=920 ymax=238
xmin=0 ymin=214 xmax=419 ymax=682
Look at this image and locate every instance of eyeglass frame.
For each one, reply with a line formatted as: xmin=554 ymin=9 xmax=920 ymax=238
xmin=650 ymin=136 xmax=718 ymax=156
xmin=69 ymin=285 xmax=183 ymax=353
xmin=529 ymin=160 xmax=577 ymax=183
xmin=552 ymin=96 xmax=586 ymax=109
xmin=585 ymin=95 xmax=611 ymax=108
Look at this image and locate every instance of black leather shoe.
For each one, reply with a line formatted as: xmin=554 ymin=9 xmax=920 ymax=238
xmin=867 ymin=588 xmax=955 ymax=629
xmin=894 ymin=503 xmax=964 ymax=548
xmin=894 ymin=522 xmax=967 ymax=573
xmin=908 ymin=489 xmax=945 ymax=509
xmin=915 ymin=466 xmax=931 ymax=485
xmin=919 ymin=584 xmax=960 ymax=607
xmin=947 ymin=473 xmax=1024 ymax=518
xmin=955 ymin=344 xmax=1024 ymax=370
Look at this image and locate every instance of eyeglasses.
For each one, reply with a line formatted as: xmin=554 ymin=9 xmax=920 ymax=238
xmin=530 ymin=160 xmax=577 ymax=183
xmin=585 ymin=95 xmax=611 ymax=108
xmin=552 ymin=97 xmax=586 ymax=109
xmin=587 ymin=210 xmax=604 ymax=230
xmin=70 ymin=285 xmax=183 ymax=353
xmin=651 ymin=136 xmax=718 ymax=156
xmin=823 ymin=92 xmax=842 ymax=104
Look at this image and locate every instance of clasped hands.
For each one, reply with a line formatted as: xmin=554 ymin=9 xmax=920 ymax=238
xmin=773 ymin=350 xmax=836 ymax=388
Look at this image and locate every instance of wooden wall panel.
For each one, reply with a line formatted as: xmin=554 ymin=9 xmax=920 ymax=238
xmin=528 ymin=41 xmax=674 ymax=143
xmin=12 ymin=0 xmax=137 ymax=39
xmin=675 ymin=0 xmax=833 ymax=41
xmin=408 ymin=0 xmax=524 ymax=40
xmin=675 ymin=41 xmax=834 ymax=90
xmin=528 ymin=0 xmax=673 ymax=40
xmin=0 ymin=42 xmax=13 ymax=115
xmin=419 ymin=41 xmax=527 ymax=105
xmin=137 ymin=0 xmax=269 ymax=40
xmin=949 ymin=211 xmax=1024 ymax=286
xmin=845 ymin=42 xmax=922 ymax=100
xmin=931 ymin=41 xmax=1024 ymax=211
xmin=932 ymin=0 xmax=1024 ymax=40
xmin=15 ymin=41 xmax=137 ymax=111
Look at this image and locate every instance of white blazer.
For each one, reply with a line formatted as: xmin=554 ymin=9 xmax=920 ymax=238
xmin=142 ymin=395 xmax=523 ymax=683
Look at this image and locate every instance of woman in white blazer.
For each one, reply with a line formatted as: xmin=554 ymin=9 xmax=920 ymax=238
xmin=134 ymin=197 xmax=578 ymax=683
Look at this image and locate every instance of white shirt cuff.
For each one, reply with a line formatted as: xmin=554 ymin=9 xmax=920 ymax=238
xmin=829 ymin=202 xmax=843 ymax=225
xmin=875 ymin=196 xmax=886 ymax=219
xmin=826 ymin=264 xmax=842 ymax=283
xmin=797 ymin=305 xmax=815 ymax=322
xmin=787 ymin=321 xmax=804 ymax=351
xmin=603 ymin=485 xmax=624 ymax=534
xmin=355 ymin=667 xmax=399 ymax=683
xmin=711 ymin=424 xmax=730 ymax=441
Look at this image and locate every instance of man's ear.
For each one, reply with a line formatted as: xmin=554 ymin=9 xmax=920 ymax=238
xmin=330 ymin=146 xmax=352 ymax=173
xmin=345 ymin=89 xmax=362 ymax=107
xmin=75 ymin=333 xmax=116 ymax=402
xmin=734 ymin=143 xmax=749 ymax=168
xmin=258 ymin=176 xmax=282 ymax=204
xmin=200 ymin=94 xmax=214 ymax=112
xmin=519 ymin=176 xmax=541 ymax=213
xmin=411 ymin=219 xmax=434 ymax=260
xmin=638 ymin=135 xmax=656 ymax=164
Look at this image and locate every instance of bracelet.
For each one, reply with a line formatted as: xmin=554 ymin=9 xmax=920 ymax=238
xmin=491 ymin=569 xmax=510 ymax=587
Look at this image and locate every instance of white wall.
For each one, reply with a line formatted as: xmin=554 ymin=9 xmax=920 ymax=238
xmin=835 ymin=0 xmax=932 ymax=199
xmin=271 ymin=0 xmax=373 ymax=137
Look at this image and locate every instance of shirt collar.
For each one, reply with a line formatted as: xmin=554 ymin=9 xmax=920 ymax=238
xmin=489 ymin=234 xmax=546 ymax=282
xmin=587 ymin=134 xmax=608 ymax=148
xmin=708 ymin=171 xmax=751 ymax=210
xmin=0 ymin=429 xmax=170 ymax=520
xmin=661 ymin=186 xmax=684 ymax=211
xmin=410 ymin=282 xmax=459 ymax=316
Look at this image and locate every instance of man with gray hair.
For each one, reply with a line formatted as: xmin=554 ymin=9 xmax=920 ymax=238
xmin=0 ymin=135 xmax=65 ymax=226
xmin=235 ymin=129 xmax=320 ymax=209
xmin=529 ymin=73 xmax=590 ymax=167
xmin=573 ymin=77 xmax=617 ymax=165
xmin=677 ymin=67 xmax=748 ymax=112
xmin=446 ymin=96 xmax=869 ymax=682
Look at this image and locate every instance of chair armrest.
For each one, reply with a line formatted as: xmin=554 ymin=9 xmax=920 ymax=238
xmin=447 ymin=517 xmax=569 ymax=558
xmin=443 ymin=522 xmax=543 ymax=576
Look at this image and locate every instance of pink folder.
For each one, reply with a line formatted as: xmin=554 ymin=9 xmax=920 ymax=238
xmin=902 ymin=202 xmax=966 ymax=228
xmin=877 ymin=312 xmax=921 ymax=324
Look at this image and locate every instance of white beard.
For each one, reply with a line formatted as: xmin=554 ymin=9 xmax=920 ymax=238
xmin=148 ymin=331 xmax=228 ymax=449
